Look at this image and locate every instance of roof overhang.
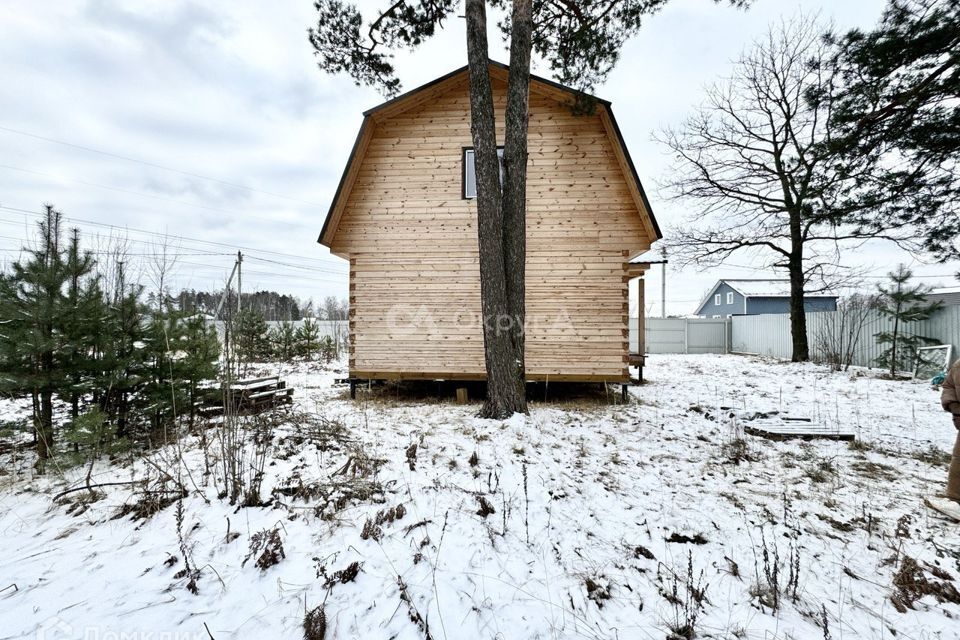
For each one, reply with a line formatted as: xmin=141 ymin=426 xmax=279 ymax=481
xmin=318 ymin=60 xmax=662 ymax=250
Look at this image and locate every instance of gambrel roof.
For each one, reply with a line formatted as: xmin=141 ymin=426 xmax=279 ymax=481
xmin=318 ymin=60 xmax=661 ymax=248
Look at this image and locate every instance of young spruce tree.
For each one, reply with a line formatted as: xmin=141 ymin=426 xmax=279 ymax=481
xmin=296 ymin=318 xmax=321 ymax=360
xmin=270 ymin=320 xmax=297 ymax=362
xmin=180 ymin=314 xmax=220 ymax=428
xmin=875 ymin=264 xmax=943 ymax=377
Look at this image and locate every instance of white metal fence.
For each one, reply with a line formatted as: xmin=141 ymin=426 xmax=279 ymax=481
xmin=731 ymin=305 xmax=960 ymax=367
xmin=630 ymin=305 xmax=960 ymax=367
xmin=630 ymin=317 xmax=731 ymax=355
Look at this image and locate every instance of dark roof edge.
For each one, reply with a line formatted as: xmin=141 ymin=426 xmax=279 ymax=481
xmin=363 ymin=64 xmax=468 ymax=117
xmin=603 ymin=105 xmax=662 ymax=240
xmin=744 ymin=293 xmax=840 ymax=299
xmin=362 ymin=59 xmax=611 ymax=117
xmin=694 ymin=280 xmax=727 ymax=314
xmin=318 ymin=117 xmax=370 ymax=246
xmin=323 ymin=61 xmax=659 ymax=245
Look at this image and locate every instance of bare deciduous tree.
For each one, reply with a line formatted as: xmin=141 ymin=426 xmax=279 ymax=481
xmin=146 ymin=232 xmax=181 ymax=312
xmin=659 ymin=16 xmax=919 ymax=361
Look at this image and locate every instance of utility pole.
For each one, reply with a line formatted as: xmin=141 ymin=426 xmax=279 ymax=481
xmin=237 ymin=251 xmax=243 ymax=315
xmin=214 ymin=256 xmax=239 ymax=321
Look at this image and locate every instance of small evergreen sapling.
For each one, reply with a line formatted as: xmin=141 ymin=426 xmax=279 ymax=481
xmin=270 ymin=320 xmax=297 ymax=362
xmin=874 ymin=264 xmax=943 ymax=377
xmin=234 ymin=310 xmax=271 ymax=365
xmin=180 ymin=315 xmax=220 ymax=428
xmin=64 ymin=407 xmax=125 ymax=490
xmin=319 ymin=335 xmax=335 ymax=363
xmin=296 ymin=318 xmax=321 ymax=360
xmin=141 ymin=308 xmax=190 ymax=434
xmin=99 ymin=271 xmax=146 ymax=439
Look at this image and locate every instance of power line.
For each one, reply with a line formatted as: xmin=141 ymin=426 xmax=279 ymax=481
xmin=0 ymin=232 xmax=348 ymax=284
xmin=0 ymin=204 xmax=346 ymax=270
xmin=0 ymin=248 xmax=348 ymax=286
xmin=0 ymin=123 xmax=326 ymax=208
xmin=244 ymin=254 xmax=350 ymax=274
xmin=0 ymin=245 xmax=231 ymax=258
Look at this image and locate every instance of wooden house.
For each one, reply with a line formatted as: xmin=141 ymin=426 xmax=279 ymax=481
xmin=318 ymin=62 xmax=661 ymax=387
xmin=694 ymin=279 xmax=839 ymax=318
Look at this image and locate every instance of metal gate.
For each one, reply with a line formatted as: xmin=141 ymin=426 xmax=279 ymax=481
xmin=631 ymin=317 xmax=731 ymax=354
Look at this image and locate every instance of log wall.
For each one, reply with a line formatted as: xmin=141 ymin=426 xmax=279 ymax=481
xmin=331 ymin=75 xmax=653 ymax=382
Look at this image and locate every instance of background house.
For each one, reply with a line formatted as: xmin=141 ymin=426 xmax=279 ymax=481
xmin=926 ymin=286 xmax=960 ymax=306
xmin=694 ymin=279 xmax=838 ymax=317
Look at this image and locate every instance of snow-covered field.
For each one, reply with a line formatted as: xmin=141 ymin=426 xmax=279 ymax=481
xmin=2 ymin=354 xmax=959 ymax=640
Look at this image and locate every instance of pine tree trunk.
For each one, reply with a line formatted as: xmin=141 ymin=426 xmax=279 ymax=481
xmin=37 ymin=386 xmax=54 ymax=467
xmin=890 ymin=309 xmax=900 ymax=378
xmin=70 ymin=255 xmax=80 ymax=422
xmin=31 ymin=390 xmax=39 ymax=445
xmin=189 ymin=383 xmax=196 ymax=430
xmin=465 ymin=0 xmax=524 ymax=418
xmin=118 ymin=391 xmax=128 ymax=437
xmin=500 ymin=0 xmax=533 ymax=412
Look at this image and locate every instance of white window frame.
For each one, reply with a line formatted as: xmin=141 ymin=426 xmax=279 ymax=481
xmin=714 ymin=293 xmax=721 ymax=305
xmin=726 ymin=292 xmax=734 ymax=304
xmin=463 ymin=147 xmax=505 ymax=199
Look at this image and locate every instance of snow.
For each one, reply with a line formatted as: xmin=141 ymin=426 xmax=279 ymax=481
xmin=2 ymin=354 xmax=959 ymax=640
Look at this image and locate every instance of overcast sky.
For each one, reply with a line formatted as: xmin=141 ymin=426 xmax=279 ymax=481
xmin=1 ymin=0 xmax=956 ymax=316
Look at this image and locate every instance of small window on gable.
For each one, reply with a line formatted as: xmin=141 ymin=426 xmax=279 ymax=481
xmin=714 ymin=293 xmax=721 ymax=305
xmin=463 ymin=147 xmax=505 ymax=199
xmin=727 ymin=292 xmax=734 ymax=304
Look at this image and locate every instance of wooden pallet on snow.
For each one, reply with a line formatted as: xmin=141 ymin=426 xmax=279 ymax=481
xmin=743 ymin=417 xmax=855 ymax=442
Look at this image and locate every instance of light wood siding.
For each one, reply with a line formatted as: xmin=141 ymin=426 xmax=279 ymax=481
xmin=333 ymin=76 xmax=652 ymax=381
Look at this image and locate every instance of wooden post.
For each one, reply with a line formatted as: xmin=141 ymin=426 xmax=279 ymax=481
xmin=638 ymin=276 xmax=645 ymax=357
xmin=660 ymin=253 xmax=666 ymax=318
xmin=456 ymin=387 xmax=469 ymax=404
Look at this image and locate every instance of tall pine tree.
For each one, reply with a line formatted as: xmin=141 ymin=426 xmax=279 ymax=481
xmin=0 ymin=207 xmax=95 ymax=469
xmin=62 ymin=227 xmax=104 ymax=422
xmin=827 ymin=0 xmax=960 ymax=260
xmin=0 ymin=208 xmax=225 ymax=461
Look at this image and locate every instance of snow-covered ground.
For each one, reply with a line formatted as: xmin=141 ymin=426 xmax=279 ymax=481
xmin=2 ymin=355 xmax=959 ymax=640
